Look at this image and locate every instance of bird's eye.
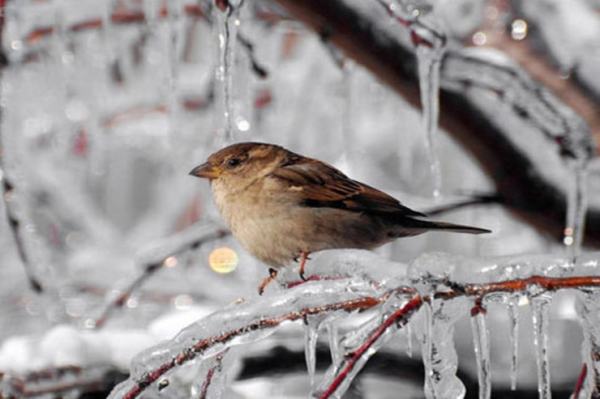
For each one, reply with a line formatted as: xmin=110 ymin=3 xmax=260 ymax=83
xmin=226 ymin=158 xmax=242 ymax=168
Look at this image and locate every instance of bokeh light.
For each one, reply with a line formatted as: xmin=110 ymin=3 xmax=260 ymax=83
xmin=209 ymin=247 xmax=239 ymax=274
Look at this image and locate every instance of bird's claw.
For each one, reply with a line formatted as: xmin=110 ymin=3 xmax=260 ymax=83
xmin=299 ymin=269 xmax=307 ymax=281
xmin=258 ymin=268 xmax=278 ymax=296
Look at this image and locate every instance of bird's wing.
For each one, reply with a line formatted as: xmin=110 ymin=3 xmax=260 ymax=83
xmin=269 ymin=157 xmax=425 ymax=217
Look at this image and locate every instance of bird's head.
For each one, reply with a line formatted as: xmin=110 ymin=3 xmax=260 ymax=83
xmin=189 ymin=142 xmax=286 ymax=188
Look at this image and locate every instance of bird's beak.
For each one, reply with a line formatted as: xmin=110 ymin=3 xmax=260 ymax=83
xmin=189 ymin=162 xmax=221 ymax=179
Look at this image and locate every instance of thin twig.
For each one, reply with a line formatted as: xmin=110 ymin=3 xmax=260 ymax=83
xmin=573 ymin=363 xmax=588 ymax=399
xmin=0 ymin=365 xmax=125 ymax=398
xmin=24 ymin=4 xmax=207 ymax=45
xmin=198 ymin=350 xmax=228 ymax=399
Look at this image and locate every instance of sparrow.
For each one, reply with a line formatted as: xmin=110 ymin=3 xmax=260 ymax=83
xmin=190 ymin=142 xmax=490 ymax=293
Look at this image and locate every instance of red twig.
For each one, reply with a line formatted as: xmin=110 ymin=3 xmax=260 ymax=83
xmin=198 ymin=351 xmax=226 ymax=399
xmin=573 ymin=363 xmax=588 ymax=399
xmin=24 ymin=4 xmax=206 ymax=45
xmin=318 ymin=295 xmax=423 ymax=398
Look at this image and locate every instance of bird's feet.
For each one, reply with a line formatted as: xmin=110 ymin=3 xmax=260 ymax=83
xmin=258 ymin=268 xmax=278 ymax=295
xmin=295 ymin=251 xmax=311 ymax=281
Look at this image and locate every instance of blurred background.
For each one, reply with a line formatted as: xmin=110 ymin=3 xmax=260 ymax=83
xmin=0 ymin=0 xmax=599 ymax=397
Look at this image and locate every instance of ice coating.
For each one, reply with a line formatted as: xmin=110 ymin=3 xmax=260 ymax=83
xmin=470 ymin=306 xmax=491 ymax=399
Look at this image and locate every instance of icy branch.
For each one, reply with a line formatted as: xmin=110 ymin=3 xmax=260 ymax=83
xmin=0 ymin=365 xmax=125 ymax=398
xmin=107 ymin=250 xmax=600 ymax=399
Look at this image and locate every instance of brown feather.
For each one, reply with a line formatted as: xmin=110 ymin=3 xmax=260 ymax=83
xmin=270 ymin=154 xmax=425 ymax=217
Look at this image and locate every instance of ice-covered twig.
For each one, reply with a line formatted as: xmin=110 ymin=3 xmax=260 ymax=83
xmin=21 ymin=4 xmax=208 ymax=46
xmin=197 ymin=350 xmax=227 ymax=399
xmin=572 ymin=363 xmax=588 ymax=399
xmin=0 ymin=177 xmax=43 ymax=292
xmin=0 ymin=365 xmax=125 ymax=398
xmin=93 ymin=223 xmax=229 ymax=329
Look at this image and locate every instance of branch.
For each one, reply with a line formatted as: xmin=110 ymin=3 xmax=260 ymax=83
xmin=109 ymin=261 xmax=600 ymax=399
xmin=110 ymin=289 xmax=382 ymax=399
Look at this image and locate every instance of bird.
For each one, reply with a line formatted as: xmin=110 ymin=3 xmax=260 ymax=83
xmin=190 ymin=142 xmax=490 ymax=294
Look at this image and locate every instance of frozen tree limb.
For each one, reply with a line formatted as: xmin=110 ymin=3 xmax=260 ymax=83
xmin=108 ymin=277 xmax=385 ymax=399
xmin=107 ymin=248 xmax=600 ymax=399
xmin=271 ymin=0 xmax=600 ymax=245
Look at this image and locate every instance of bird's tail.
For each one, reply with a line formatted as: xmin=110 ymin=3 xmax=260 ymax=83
xmin=402 ymin=218 xmax=491 ymax=235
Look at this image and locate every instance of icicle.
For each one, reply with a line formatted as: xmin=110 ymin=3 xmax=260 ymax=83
xmin=166 ymin=0 xmax=183 ymax=138
xmin=326 ymin=319 xmax=342 ymax=366
xmin=406 ymin=322 xmax=413 ymax=358
xmin=214 ymin=1 xmax=242 ymax=144
xmin=417 ymin=299 xmax=466 ymax=399
xmin=421 ymin=301 xmax=435 ymax=398
xmin=507 ymin=295 xmax=520 ymax=391
xmin=564 ymin=158 xmax=588 ymax=261
xmin=576 ymin=291 xmax=600 ymax=398
xmin=531 ymin=295 xmax=552 ymax=399
xmin=304 ymin=316 xmax=320 ymax=390
xmin=415 ymin=38 xmax=445 ymax=198
xmin=470 ymin=304 xmax=491 ymax=399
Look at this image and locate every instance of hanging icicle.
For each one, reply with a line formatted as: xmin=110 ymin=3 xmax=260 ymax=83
xmin=531 ymin=295 xmax=552 ymax=399
xmin=470 ymin=301 xmax=491 ymax=399
xmin=378 ymin=0 xmax=447 ymax=198
xmin=304 ymin=316 xmax=320 ymax=390
xmin=415 ymin=42 xmax=444 ymax=198
xmin=507 ymin=295 xmax=520 ymax=391
xmin=166 ymin=0 xmax=183 ymax=139
xmin=564 ymin=158 xmax=589 ymax=261
xmin=214 ymin=0 xmax=243 ymax=144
